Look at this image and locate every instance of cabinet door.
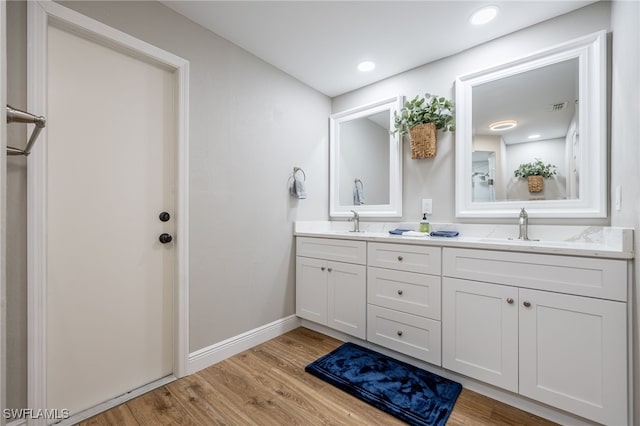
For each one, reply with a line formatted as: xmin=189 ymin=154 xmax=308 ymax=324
xmin=519 ymin=289 xmax=627 ymax=425
xmin=442 ymin=278 xmax=518 ymax=392
xmin=296 ymin=257 xmax=327 ymax=325
xmin=327 ymin=261 xmax=366 ymax=339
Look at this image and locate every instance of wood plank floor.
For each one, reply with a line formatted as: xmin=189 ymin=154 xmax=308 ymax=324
xmin=79 ymin=327 xmax=557 ymax=425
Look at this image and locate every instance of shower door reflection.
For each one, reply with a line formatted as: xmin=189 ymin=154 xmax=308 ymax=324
xmin=472 ymin=151 xmax=496 ymax=202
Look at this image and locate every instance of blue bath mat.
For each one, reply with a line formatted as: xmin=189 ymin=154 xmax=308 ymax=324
xmin=305 ymin=343 xmax=462 ymax=426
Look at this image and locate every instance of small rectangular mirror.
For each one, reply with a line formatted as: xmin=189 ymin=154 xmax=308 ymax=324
xmin=330 ymin=96 xmax=403 ymax=218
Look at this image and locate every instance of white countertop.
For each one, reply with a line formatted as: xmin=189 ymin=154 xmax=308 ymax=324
xmin=294 ymin=221 xmax=634 ymax=259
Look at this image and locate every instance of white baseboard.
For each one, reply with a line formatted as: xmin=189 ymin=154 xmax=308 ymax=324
xmin=55 ymin=375 xmax=175 ymax=426
xmin=2 ymin=376 xmax=174 ymax=426
xmin=188 ymin=315 xmax=301 ymax=375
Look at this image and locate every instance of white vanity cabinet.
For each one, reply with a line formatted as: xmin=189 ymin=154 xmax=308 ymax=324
xmin=296 ymin=237 xmax=367 ymax=339
xmin=442 ymin=248 xmax=628 ymax=425
xmin=366 ymin=243 xmax=442 ymax=365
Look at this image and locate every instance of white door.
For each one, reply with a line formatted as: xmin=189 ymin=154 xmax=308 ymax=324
xmin=45 ymin=24 xmax=176 ymax=414
xmin=295 ymin=257 xmax=327 ymax=325
xmin=519 ymin=288 xmax=627 ymax=425
xmin=442 ymin=277 xmax=519 ymax=392
xmin=327 ymin=261 xmax=366 ymax=339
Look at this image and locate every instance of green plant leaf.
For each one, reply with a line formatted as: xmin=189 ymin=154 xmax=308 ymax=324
xmin=390 ymin=93 xmax=456 ymax=136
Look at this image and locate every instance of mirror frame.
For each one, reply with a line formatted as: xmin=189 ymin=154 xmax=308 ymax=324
xmin=455 ymin=31 xmax=607 ymax=218
xmin=330 ymin=96 xmax=403 ymax=218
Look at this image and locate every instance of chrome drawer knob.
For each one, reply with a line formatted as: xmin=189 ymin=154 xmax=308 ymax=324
xmin=523 ymin=301 xmax=531 ymax=307
xmin=320 ymin=267 xmax=325 ymax=271
xmin=506 ymin=298 xmax=514 ymax=304
xmin=397 ymin=256 xmax=403 ymax=261
xmin=397 ymin=289 xmax=403 ymax=296
xmin=327 ymin=268 xmax=332 ymax=272
xmin=397 ymin=330 xmax=403 ymax=337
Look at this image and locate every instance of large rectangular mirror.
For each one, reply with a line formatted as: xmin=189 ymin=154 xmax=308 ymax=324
xmin=330 ymin=96 xmax=403 ymax=218
xmin=455 ymin=31 xmax=606 ymax=218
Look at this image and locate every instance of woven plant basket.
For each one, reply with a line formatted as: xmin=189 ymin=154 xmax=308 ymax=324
xmin=409 ymin=123 xmax=437 ymax=159
xmin=528 ymin=175 xmax=544 ymax=193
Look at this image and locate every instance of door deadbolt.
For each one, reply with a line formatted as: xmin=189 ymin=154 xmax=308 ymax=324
xmin=159 ymin=233 xmax=173 ymax=244
xmin=159 ymin=212 xmax=171 ymax=222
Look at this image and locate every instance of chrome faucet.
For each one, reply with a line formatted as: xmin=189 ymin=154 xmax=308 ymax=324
xmin=517 ymin=207 xmax=529 ymax=240
xmin=349 ymin=210 xmax=361 ymax=232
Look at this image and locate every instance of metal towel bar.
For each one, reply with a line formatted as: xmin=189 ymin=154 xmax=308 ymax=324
xmin=6 ymin=104 xmax=46 ymax=156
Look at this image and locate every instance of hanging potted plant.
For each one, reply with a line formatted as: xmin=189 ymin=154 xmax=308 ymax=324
xmin=391 ymin=93 xmax=455 ymax=159
xmin=513 ymin=159 xmax=557 ymax=193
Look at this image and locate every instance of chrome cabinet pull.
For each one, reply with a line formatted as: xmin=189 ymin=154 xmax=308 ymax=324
xmin=397 ymin=256 xmax=403 ymax=261
xmin=320 ymin=267 xmax=325 ymax=271
xmin=397 ymin=289 xmax=403 ymax=296
xmin=506 ymin=298 xmax=514 ymax=304
xmin=523 ymin=301 xmax=531 ymax=307
xmin=327 ymin=268 xmax=332 ymax=272
xmin=397 ymin=330 xmax=403 ymax=337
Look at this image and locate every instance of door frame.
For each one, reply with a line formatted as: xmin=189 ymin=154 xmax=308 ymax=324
xmin=0 ymin=1 xmax=7 ymax=424
xmin=27 ymin=0 xmax=190 ymax=421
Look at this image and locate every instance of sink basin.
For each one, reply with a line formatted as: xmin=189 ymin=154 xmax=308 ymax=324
xmin=477 ymin=238 xmax=569 ymax=248
xmin=329 ymin=230 xmax=394 ymax=238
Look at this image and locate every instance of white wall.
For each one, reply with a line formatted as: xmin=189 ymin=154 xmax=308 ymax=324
xmin=609 ymin=1 xmax=640 ymax=424
xmin=332 ymin=2 xmax=611 ymax=224
xmin=5 ymin=0 xmax=330 ymax=411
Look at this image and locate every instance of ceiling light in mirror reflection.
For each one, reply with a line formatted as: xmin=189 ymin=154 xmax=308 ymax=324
xmin=489 ymin=120 xmax=517 ymax=131
xmin=357 ymin=61 xmax=375 ymax=72
xmin=470 ymin=6 xmax=499 ymax=25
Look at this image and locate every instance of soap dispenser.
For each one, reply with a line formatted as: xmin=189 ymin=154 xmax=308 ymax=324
xmin=419 ymin=214 xmax=430 ymax=233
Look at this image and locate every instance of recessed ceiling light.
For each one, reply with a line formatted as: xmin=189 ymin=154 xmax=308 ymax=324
xmin=357 ymin=61 xmax=375 ymax=72
xmin=470 ymin=6 xmax=499 ymax=26
xmin=528 ymin=134 xmax=541 ymax=139
xmin=489 ymin=120 xmax=517 ymax=131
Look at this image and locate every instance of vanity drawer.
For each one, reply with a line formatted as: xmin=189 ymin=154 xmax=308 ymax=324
xmin=367 ymin=267 xmax=441 ymax=320
xmin=297 ymin=237 xmax=366 ymax=265
xmin=443 ymin=248 xmax=627 ymax=301
xmin=367 ymin=305 xmax=441 ymax=366
xmin=368 ymin=243 xmax=441 ymax=274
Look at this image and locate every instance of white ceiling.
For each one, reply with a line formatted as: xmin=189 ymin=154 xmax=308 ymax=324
xmin=162 ymin=0 xmax=596 ymax=97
